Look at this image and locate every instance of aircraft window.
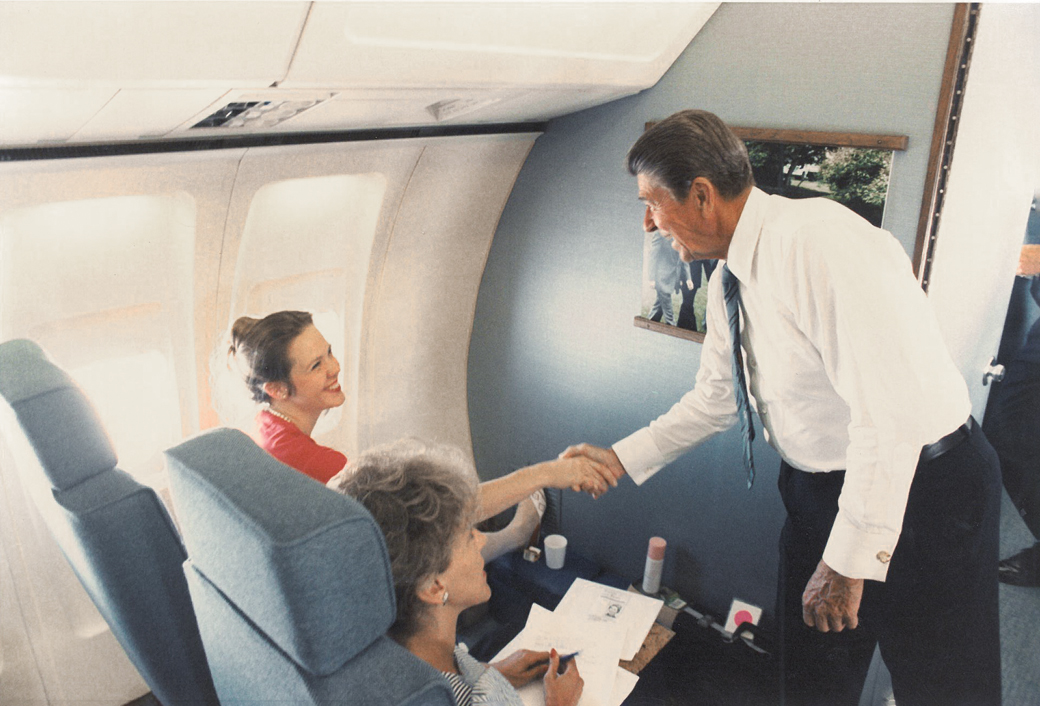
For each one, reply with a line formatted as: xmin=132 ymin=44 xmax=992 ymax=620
xmin=0 ymin=192 xmax=197 ymax=489
xmin=70 ymin=349 xmax=180 ymax=488
xmin=224 ymin=173 xmax=385 ymax=447
xmin=234 ymin=173 xmax=385 ymax=287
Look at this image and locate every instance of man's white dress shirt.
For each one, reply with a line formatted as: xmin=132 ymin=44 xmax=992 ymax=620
xmin=614 ymin=188 xmax=970 ymax=581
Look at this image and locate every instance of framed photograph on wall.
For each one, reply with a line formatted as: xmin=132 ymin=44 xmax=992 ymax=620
xmin=636 ymin=126 xmax=908 ymax=342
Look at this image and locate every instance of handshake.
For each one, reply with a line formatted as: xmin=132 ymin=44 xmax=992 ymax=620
xmin=548 ymin=443 xmax=627 ymax=500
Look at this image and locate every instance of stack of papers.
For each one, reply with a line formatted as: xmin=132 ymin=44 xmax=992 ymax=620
xmin=492 ymin=579 xmax=664 ymax=706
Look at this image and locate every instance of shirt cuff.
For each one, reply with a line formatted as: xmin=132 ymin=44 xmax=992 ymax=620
xmin=612 ymin=428 xmax=667 ymax=486
xmin=822 ymin=511 xmax=900 ymax=582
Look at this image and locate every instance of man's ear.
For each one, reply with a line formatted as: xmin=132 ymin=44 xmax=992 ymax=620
xmin=689 ymin=177 xmax=715 ymax=210
xmin=263 ymin=380 xmax=289 ymax=401
xmin=416 ymin=577 xmax=446 ymax=607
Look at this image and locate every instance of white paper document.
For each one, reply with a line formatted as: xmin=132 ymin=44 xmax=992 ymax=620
xmin=609 ymin=666 xmax=639 ymax=705
xmin=553 ymin=578 xmax=664 ymax=660
xmin=492 ymin=603 xmax=630 ymax=706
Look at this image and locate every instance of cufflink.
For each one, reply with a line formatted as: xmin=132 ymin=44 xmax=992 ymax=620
xmin=876 ymin=550 xmax=892 ymax=564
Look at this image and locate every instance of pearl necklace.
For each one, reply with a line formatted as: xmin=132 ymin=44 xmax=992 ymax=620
xmin=265 ymin=407 xmax=296 ymax=426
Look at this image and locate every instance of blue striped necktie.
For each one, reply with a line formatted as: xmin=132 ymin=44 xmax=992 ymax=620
xmin=720 ymin=264 xmax=756 ymax=489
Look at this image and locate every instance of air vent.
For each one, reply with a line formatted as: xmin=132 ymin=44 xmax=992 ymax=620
xmin=426 ymin=97 xmax=500 ymax=122
xmin=191 ymin=98 xmax=328 ymax=129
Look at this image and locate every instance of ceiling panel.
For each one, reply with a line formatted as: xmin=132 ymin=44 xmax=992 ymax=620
xmin=0 ymin=88 xmax=116 ymax=145
xmin=0 ymin=1 xmax=309 ymax=87
xmin=0 ymin=2 xmax=719 ymax=147
xmin=70 ymin=89 xmax=230 ymax=141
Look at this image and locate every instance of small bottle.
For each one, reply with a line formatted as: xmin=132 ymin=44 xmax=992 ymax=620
xmin=642 ymin=536 xmax=666 ymax=595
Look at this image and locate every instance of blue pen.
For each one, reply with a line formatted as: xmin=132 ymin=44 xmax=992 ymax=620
xmin=556 ymin=651 xmax=580 ymax=673
xmin=536 ymin=650 xmax=580 ymax=672
xmin=558 ymin=651 xmax=579 ymax=664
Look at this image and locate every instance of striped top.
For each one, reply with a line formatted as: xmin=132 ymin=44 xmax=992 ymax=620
xmin=441 ymin=669 xmax=474 ymax=706
xmin=440 ymin=643 xmax=524 ymax=706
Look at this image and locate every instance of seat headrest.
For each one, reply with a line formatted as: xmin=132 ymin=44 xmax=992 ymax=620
xmin=0 ymin=339 xmax=118 ymax=489
xmin=165 ymin=428 xmax=396 ymax=676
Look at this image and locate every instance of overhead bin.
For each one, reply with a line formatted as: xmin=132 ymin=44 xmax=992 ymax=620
xmin=0 ymin=1 xmax=308 ymax=87
xmin=283 ymin=2 xmax=713 ymax=88
xmin=0 ymin=1 xmax=719 ymax=146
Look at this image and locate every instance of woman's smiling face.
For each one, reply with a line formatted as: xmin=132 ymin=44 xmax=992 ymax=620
xmin=285 ymin=324 xmax=346 ymax=414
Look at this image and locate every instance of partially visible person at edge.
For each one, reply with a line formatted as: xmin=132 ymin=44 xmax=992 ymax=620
xmin=564 ymin=110 xmax=1001 ymax=706
xmin=228 ymin=310 xmax=618 ymax=561
xmin=989 ymin=232 xmax=1040 ymax=587
xmin=330 ymin=440 xmax=583 ymax=706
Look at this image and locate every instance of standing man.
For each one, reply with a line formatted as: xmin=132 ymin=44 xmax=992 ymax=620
xmin=566 ymin=110 xmax=1001 ymax=706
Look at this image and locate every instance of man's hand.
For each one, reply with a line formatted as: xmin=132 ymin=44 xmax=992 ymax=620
xmin=801 ymin=559 xmax=864 ymax=632
xmin=559 ymin=444 xmax=627 ymax=492
xmin=491 ymin=649 xmax=550 ymax=688
xmin=1019 ymin=244 xmax=1040 ymax=277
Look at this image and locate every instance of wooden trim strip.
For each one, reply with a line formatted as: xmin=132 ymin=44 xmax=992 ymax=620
xmin=730 ymin=127 xmax=908 ymax=152
xmin=913 ymin=3 xmax=978 ymax=286
xmin=645 ymin=122 xmax=907 ymax=151
xmin=634 ymin=316 xmax=706 ymax=343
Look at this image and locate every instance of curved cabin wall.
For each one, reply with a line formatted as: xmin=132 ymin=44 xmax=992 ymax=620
xmin=360 ymin=136 xmax=537 ymax=455
xmin=0 ymin=131 xmax=536 ymax=703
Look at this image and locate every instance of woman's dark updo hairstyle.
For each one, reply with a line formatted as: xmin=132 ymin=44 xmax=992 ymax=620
xmin=229 ymin=311 xmax=314 ymax=403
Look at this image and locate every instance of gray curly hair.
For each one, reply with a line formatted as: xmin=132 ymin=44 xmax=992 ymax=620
xmin=329 ymin=439 xmax=479 ymax=642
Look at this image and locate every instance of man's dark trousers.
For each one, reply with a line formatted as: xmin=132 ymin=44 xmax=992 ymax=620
xmin=776 ymin=422 xmax=1002 ymax=706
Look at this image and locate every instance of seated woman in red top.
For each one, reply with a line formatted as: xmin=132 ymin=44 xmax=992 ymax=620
xmin=227 ymin=310 xmax=615 ymax=560
xmin=230 ymin=311 xmax=348 ymax=484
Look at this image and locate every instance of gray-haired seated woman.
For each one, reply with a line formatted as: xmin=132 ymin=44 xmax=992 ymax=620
xmin=330 ymin=440 xmax=584 ymax=706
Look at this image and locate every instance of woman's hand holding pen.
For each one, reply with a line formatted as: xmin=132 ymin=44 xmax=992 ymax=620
xmin=544 ymin=648 xmax=583 ymax=706
xmin=491 ymin=649 xmax=551 ymax=688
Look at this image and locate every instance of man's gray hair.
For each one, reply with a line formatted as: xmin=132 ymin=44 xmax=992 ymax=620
xmin=330 ymin=438 xmax=478 ymax=642
xmin=627 ymin=109 xmax=753 ymax=201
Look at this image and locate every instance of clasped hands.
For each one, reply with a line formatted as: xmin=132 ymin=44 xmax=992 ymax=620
xmin=550 ymin=442 xmax=627 ymax=499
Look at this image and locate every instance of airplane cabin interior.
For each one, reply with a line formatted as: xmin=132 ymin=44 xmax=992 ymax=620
xmin=0 ymin=3 xmax=1037 ymax=705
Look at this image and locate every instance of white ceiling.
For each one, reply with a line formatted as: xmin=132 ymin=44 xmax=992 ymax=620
xmin=0 ymin=1 xmax=719 ymax=148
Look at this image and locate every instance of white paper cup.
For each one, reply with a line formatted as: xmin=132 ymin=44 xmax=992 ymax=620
xmin=543 ymin=534 xmax=567 ymax=570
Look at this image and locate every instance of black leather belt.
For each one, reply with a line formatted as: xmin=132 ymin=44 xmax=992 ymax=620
xmin=919 ymin=416 xmax=976 ymax=463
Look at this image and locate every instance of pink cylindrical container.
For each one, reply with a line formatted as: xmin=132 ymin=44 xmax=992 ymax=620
xmin=642 ymin=536 xmax=666 ymax=594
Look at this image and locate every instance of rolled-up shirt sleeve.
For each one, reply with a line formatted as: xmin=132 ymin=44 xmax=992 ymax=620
xmin=790 ymin=222 xmax=970 ymax=581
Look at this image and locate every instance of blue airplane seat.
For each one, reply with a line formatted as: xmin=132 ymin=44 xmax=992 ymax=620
xmin=0 ymin=339 xmax=218 ymax=706
xmin=164 ymin=427 xmax=455 ymax=706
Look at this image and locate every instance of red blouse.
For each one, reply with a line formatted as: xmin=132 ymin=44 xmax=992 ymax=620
xmin=253 ymin=410 xmax=347 ymax=484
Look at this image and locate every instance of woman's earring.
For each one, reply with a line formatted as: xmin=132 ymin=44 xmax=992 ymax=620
xmin=441 ymin=591 xmax=449 ymax=605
